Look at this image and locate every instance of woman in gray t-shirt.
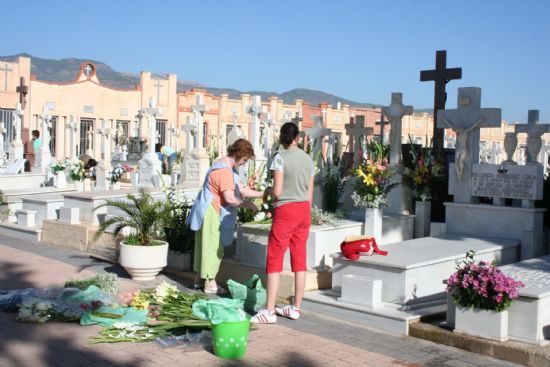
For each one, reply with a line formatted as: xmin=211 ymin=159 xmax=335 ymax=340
xmin=251 ymin=122 xmax=315 ymax=324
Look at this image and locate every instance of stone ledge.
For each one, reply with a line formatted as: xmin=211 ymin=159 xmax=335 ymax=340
xmin=409 ymin=321 xmax=550 ymax=367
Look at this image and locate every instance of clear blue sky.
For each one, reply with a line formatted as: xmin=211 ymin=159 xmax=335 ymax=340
xmin=3 ymin=0 xmax=549 ymax=123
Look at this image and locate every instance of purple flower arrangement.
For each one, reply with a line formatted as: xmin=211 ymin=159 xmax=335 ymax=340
xmin=446 ymin=250 xmax=524 ymax=312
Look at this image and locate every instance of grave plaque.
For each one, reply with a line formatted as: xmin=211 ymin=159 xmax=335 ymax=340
xmin=470 ymin=164 xmax=543 ymax=200
xmin=138 ymin=158 xmax=155 ymax=185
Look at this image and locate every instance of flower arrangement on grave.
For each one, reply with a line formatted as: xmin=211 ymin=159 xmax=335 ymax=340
xmin=50 ymin=160 xmax=68 ymax=174
xmin=351 ymin=158 xmax=397 ymax=209
xmin=113 ymin=127 xmax=128 ymax=147
xmin=238 ymin=160 xmax=274 ymax=223
xmin=402 ymin=144 xmax=445 ymax=201
xmin=161 ymin=184 xmax=194 ymax=253
xmin=446 ymin=250 xmax=524 ymax=312
xmin=110 ymin=164 xmax=133 ymax=184
xmin=68 ymin=160 xmax=86 ymax=181
xmin=310 ymin=205 xmax=345 ymax=226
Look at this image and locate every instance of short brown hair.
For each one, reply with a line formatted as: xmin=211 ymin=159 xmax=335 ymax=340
xmin=227 ymin=138 xmax=255 ymax=160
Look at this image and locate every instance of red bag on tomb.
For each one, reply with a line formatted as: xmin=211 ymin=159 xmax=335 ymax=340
xmin=339 ymin=235 xmax=388 ymax=261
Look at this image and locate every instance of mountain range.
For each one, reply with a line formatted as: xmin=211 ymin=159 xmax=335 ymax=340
xmin=0 ymin=53 xmax=382 ymax=109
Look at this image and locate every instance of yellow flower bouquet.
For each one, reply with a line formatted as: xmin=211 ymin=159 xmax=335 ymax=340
xmin=352 ymin=159 xmax=398 ymax=209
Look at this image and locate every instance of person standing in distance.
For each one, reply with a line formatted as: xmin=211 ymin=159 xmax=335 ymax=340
xmin=251 ymin=122 xmax=315 ymax=324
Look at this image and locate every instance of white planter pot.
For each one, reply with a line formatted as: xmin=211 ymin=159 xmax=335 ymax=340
xmin=54 ymin=171 xmax=68 ymax=188
xmin=167 ymin=250 xmax=192 ymax=270
xmin=414 ymin=201 xmax=431 ymax=238
xmin=363 ymin=207 xmax=382 ymax=240
xmin=73 ymin=180 xmax=84 ymax=192
xmin=454 ymin=306 xmax=509 ymax=341
xmin=110 ymin=182 xmax=121 ymax=191
xmin=119 ymin=241 xmax=169 ymax=281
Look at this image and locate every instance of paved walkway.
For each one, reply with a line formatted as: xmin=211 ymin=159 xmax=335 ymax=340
xmin=0 ymin=234 xmax=522 ymax=367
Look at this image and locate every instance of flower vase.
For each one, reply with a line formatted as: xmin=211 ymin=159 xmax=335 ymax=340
xmin=454 ymin=306 xmax=508 ymax=341
xmin=74 ymin=180 xmax=84 ymax=192
xmin=110 ymin=182 xmax=121 ymax=191
xmin=363 ymin=207 xmax=382 ymax=240
xmin=414 ymin=200 xmax=431 ymax=238
xmin=55 ymin=171 xmax=67 ymax=188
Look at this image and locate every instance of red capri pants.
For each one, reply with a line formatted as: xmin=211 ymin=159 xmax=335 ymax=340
xmin=266 ymin=201 xmax=311 ymax=273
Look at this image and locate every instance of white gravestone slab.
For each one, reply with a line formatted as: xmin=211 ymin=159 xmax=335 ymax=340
xmin=438 ymin=87 xmax=501 ymax=203
xmin=470 ymin=256 xmax=550 ymax=345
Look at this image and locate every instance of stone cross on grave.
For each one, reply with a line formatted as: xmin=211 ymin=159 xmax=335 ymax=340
xmin=168 ymin=124 xmax=180 ymax=152
xmin=306 ymin=115 xmax=332 ymax=167
xmin=227 ymin=108 xmax=244 ymax=147
xmin=438 ymin=87 xmax=501 ymax=203
xmin=0 ymin=121 xmax=6 ymax=164
xmin=375 ymin=114 xmax=389 ymax=144
xmin=191 ymin=94 xmax=206 ymax=151
xmin=16 ymin=77 xmax=28 ymax=109
xmin=1 ymin=63 xmax=12 ymax=91
xmin=420 ymin=50 xmax=462 ymax=154
xmin=66 ymin=115 xmax=78 ymax=160
xmin=247 ymin=95 xmax=264 ymax=159
xmin=382 ymin=93 xmax=413 ymax=167
xmin=141 ymin=97 xmax=162 ymax=155
xmin=515 ymin=110 xmax=550 ymax=165
xmin=37 ymin=105 xmax=53 ymax=171
xmin=181 ymin=116 xmax=196 ymax=156
xmin=12 ymin=103 xmax=23 ymax=145
xmin=345 ymin=115 xmax=373 ymax=167
xmin=9 ymin=103 xmax=24 ymax=160
xmin=97 ymin=119 xmax=111 ymax=163
xmin=291 ymin=112 xmax=303 ymax=127
xmin=259 ymin=110 xmax=273 ymax=158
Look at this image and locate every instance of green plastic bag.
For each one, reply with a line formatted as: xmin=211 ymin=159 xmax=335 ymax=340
xmin=191 ymin=298 xmax=247 ymax=325
xmin=80 ymin=306 xmax=148 ymax=327
xmin=227 ymin=275 xmax=266 ymax=313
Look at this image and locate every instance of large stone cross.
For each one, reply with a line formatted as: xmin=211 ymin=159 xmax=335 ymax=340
xmin=382 ymin=93 xmax=413 ymax=166
xmin=16 ymin=77 xmax=28 ymax=109
xmin=191 ymin=94 xmax=206 ymax=150
xmin=420 ymin=50 xmax=462 ymax=154
xmin=515 ymin=110 xmax=550 ymax=165
xmin=306 ymin=115 xmax=332 ymax=166
xmin=1 ymin=63 xmax=12 ymax=91
xmin=345 ymin=115 xmax=373 ymax=167
xmin=438 ymin=87 xmax=501 ymax=183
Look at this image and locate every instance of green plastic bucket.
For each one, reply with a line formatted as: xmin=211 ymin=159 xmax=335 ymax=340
xmin=211 ymin=320 xmax=250 ymax=359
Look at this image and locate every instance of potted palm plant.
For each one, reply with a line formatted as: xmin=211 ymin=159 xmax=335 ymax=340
xmin=94 ymin=189 xmax=170 ymax=281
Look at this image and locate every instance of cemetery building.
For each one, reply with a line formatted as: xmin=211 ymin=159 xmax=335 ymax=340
xmin=0 ymin=55 xmax=547 ymax=169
